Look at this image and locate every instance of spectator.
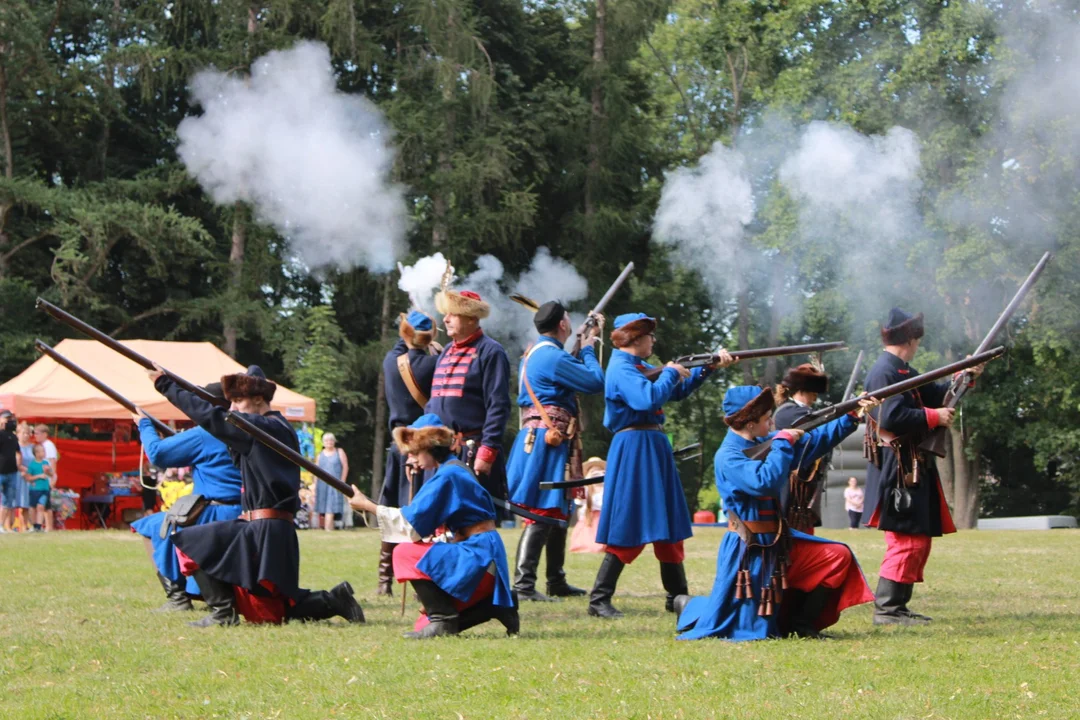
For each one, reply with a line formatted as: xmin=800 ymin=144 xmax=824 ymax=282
xmin=34 ymin=425 xmax=59 ymax=479
xmin=141 ymin=467 xmax=161 ymax=518
xmin=0 ymin=411 xmax=20 ymax=533
xmin=844 ymin=476 xmax=864 ymax=529
xmin=570 ymin=457 xmax=607 ymax=554
xmin=313 ymin=433 xmax=348 ymax=531
xmin=25 ymin=443 xmax=54 ymax=532
xmin=7 ymin=423 xmax=34 ymax=531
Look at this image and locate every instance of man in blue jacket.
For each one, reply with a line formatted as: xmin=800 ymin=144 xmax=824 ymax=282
xmin=506 ymin=301 xmax=605 ymax=601
xmin=130 ymin=382 xmax=243 ymax=611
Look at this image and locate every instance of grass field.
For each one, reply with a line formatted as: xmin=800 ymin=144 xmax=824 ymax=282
xmin=1 ymin=527 xmax=1077 ymax=719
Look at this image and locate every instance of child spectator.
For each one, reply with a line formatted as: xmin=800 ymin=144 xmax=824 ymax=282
xmin=844 ymin=476 xmax=864 ymax=529
xmin=26 ymin=443 xmax=54 ymax=532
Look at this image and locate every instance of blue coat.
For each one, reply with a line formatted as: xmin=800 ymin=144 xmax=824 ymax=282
xmin=403 ymin=460 xmax=513 ymax=607
xmin=676 ymin=415 xmax=858 ymax=641
xmin=595 ymin=349 xmax=711 ymax=548
xmin=130 ymin=420 xmax=244 ymax=593
xmin=506 ymin=339 xmax=605 ymax=511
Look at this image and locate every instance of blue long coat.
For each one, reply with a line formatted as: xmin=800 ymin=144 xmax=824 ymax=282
xmin=404 ymin=460 xmax=514 ymax=607
xmin=595 ymin=349 xmax=711 ymax=548
xmin=506 ymin=339 xmax=605 ymax=511
xmin=677 ymin=415 xmax=860 ymax=641
xmin=130 ymin=419 xmax=243 ymax=595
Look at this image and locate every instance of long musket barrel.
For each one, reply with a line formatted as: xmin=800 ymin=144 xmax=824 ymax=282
xmin=743 ymin=346 xmax=1006 ymax=461
xmin=35 ymin=298 xmax=229 ymax=408
xmin=34 ymin=340 xmax=176 ymax=437
xmin=225 ymin=412 xmax=355 ymax=497
xmin=919 ymin=251 xmax=1052 ymax=457
xmin=641 ymin=341 xmax=846 ymax=380
xmin=842 ymin=350 xmax=866 ymax=402
xmin=568 ymin=262 xmax=635 ymax=356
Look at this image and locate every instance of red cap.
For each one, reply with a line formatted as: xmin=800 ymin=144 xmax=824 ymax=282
xmin=459 ymin=290 xmax=482 ymax=301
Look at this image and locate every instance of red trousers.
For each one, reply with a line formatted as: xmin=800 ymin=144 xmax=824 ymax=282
xmin=393 ymin=542 xmax=497 ymax=632
xmin=605 ymin=541 xmax=685 ymax=565
xmin=514 ymin=505 xmax=569 ymax=526
xmin=175 ymin=547 xmax=287 ymax=624
xmin=783 ymin=539 xmax=875 ymax=630
xmin=878 ymin=531 xmax=933 ymax=584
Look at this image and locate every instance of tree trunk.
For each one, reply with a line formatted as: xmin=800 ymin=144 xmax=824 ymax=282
xmin=584 ymin=0 xmax=606 ymax=221
xmin=762 ymin=264 xmax=784 ymax=387
xmin=370 ymin=273 xmax=395 ymax=502
xmin=951 ymin=422 xmax=979 ymax=529
xmin=0 ymin=57 xmax=12 ymax=281
xmin=737 ymin=288 xmax=752 ymax=384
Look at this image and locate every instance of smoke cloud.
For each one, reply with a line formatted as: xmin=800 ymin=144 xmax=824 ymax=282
xmin=177 ymin=41 xmax=407 ymax=273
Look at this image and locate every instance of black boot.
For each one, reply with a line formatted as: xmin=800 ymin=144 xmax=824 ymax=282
xmin=545 ymin=526 xmax=586 ymax=597
xmin=671 ymin=594 xmax=692 ymax=619
xmin=457 ymin=591 xmax=521 ymax=636
xmin=377 ymin=541 xmax=396 ymax=597
xmin=873 ymin=577 xmax=928 ymax=626
xmin=660 ymin=562 xmax=689 ymax=613
xmin=898 ymin=583 xmax=933 ymax=622
xmin=786 ymin=586 xmax=831 ymax=638
xmin=587 ymin=553 xmax=625 ymax=618
xmin=187 ymin=570 xmax=239 ymax=628
xmin=288 ymin=582 xmax=366 ymax=623
xmin=404 ymin=580 xmax=459 ymax=639
xmin=513 ymin=523 xmax=555 ymax=602
xmin=154 ymin=572 xmax=194 ymax=612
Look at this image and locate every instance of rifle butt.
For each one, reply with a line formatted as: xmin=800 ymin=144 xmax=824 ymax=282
xmin=917 ymin=427 xmax=949 ymax=458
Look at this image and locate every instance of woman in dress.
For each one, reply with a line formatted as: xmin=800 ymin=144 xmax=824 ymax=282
xmin=313 ymin=433 xmax=349 ymax=531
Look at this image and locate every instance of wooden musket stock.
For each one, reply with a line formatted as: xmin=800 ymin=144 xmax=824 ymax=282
xmin=568 ymin=262 xmax=635 ymax=357
xmin=34 ymin=340 xmax=176 ymax=437
xmin=842 ymin=350 xmax=866 ymax=402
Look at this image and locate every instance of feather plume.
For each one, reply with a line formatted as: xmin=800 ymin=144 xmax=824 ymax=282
xmin=510 ymin=293 xmax=540 ymax=313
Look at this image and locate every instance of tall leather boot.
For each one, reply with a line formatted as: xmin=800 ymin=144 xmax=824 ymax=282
xmin=786 ymin=586 xmax=830 ymax=638
xmin=587 ymin=552 xmax=626 ymax=619
xmin=513 ymin=523 xmax=555 ymax=602
xmin=404 ymin=580 xmax=459 ymax=639
xmin=187 ymin=570 xmax=239 ymax=628
xmin=154 ymin=572 xmax=194 ymax=612
xmin=660 ymin=562 xmax=689 ymax=613
xmin=288 ymin=582 xmax=366 ymax=623
xmin=899 ymin=583 xmax=932 ymax=622
xmin=873 ymin=577 xmax=928 ymax=626
xmin=457 ymin=591 xmax=521 ymax=636
xmin=545 ymin=526 xmax=586 ymax=597
xmin=377 ymin=542 xmax=396 ymax=597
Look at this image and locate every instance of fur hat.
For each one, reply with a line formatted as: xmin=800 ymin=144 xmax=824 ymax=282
xmin=723 ymin=385 xmax=776 ymax=428
xmin=435 ymin=289 xmax=490 ymax=319
xmin=392 ymin=413 xmax=455 ymax=454
xmin=399 ymin=310 xmax=436 ymax=348
xmin=881 ymin=307 xmax=924 ymax=346
xmin=781 ymin=363 xmax=829 ymax=394
xmin=221 ymin=365 xmax=277 ymax=402
xmin=611 ymin=312 xmax=656 ymax=348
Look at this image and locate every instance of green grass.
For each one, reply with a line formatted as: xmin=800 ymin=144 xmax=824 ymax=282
xmin=1 ymin=527 xmax=1078 ymax=719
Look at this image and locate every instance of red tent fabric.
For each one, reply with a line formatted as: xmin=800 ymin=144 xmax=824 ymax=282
xmin=54 ymin=438 xmax=142 ymax=490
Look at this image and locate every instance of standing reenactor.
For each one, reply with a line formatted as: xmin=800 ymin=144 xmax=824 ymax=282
xmin=587 ymin=313 xmax=733 ymax=618
xmin=149 ymin=365 xmax=365 ymax=627
xmin=506 ymin=302 xmax=605 ymax=601
xmin=861 ymin=308 xmax=981 ymax=625
xmin=376 ymin=309 xmax=440 ymax=596
xmin=773 ymin=363 xmax=832 ymax=534
xmin=426 ymin=286 xmax=512 ymax=515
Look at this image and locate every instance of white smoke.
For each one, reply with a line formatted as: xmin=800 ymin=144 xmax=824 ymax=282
xmin=398 ymin=252 xmax=451 ymax=312
xmin=652 ymin=142 xmax=755 ymax=299
xmin=177 ymin=41 xmax=407 ymax=272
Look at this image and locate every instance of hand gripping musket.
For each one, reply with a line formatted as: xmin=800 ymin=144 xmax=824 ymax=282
xmin=742 ymin=346 xmax=1006 ymax=461
xmin=841 ymin=350 xmax=866 ymax=402
xmin=640 ymin=341 xmax=847 ymax=381
xmin=34 ymin=339 xmax=176 ymax=438
xmin=567 ymin=262 xmax=635 ymax=357
xmin=36 ymin=298 xmax=229 ymax=409
xmin=918 ymin=251 xmax=1052 ymax=458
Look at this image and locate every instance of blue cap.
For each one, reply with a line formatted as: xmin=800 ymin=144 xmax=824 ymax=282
xmin=246 ymin=365 xmax=267 ymax=379
xmin=409 ymin=413 xmax=446 ymax=430
xmin=885 ymin=307 xmax=914 ymax=328
xmin=406 ymin=310 xmax=433 ymax=332
xmin=613 ymin=312 xmax=654 ymax=330
xmin=723 ymin=386 xmax=766 ymax=416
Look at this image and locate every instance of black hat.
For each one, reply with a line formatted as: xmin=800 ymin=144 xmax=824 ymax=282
xmin=204 ymin=382 xmax=226 ymax=400
xmin=881 ymin=307 xmax=924 ymax=346
xmin=534 ymin=301 xmax=567 ymax=334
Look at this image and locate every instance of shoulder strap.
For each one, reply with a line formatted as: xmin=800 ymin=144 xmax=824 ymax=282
xmin=397 ymin=353 xmax=429 ymax=408
xmin=521 ymin=343 xmax=564 ymax=440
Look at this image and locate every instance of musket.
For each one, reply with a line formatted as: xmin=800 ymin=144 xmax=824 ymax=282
xmin=36 ymin=298 xmax=229 ymax=408
xmin=459 ymin=438 xmax=568 ymax=528
xmin=539 ymin=441 xmax=701 ymax=491
xmin=841 ymin=350 xmax=866 ymax=402
xmin=918 ymin=251 xmax=1052 ymax=457
xmin=225 ymin=412 xmax=355 ymax=497
xmin=743 ymin=346 xmax=1006 ymax=461
xmin=34 ymin=339 xmax=176 ymax=438
xmin=567 ymin=262 xmax=635 ymax=356
xmin=641 ymin=341 xmax=847 ymax=380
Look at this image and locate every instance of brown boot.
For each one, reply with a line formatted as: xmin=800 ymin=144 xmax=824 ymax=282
xmin=377 ymin=541 xmax=396 ymax=597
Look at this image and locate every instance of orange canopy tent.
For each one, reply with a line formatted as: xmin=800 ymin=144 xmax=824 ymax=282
xmin=0 ymin=338 xmax=316 ymax=423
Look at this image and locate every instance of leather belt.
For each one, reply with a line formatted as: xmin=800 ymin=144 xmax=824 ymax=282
xmin=616 ymin=424 xmax=663 ymax=434
xmin=727 ymin=511 xmax=779 ymax=543
xmin=240 ymin=509 xmax=295 ymax=522
xmin=453 ymin=519 xmax=495 ymax=542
